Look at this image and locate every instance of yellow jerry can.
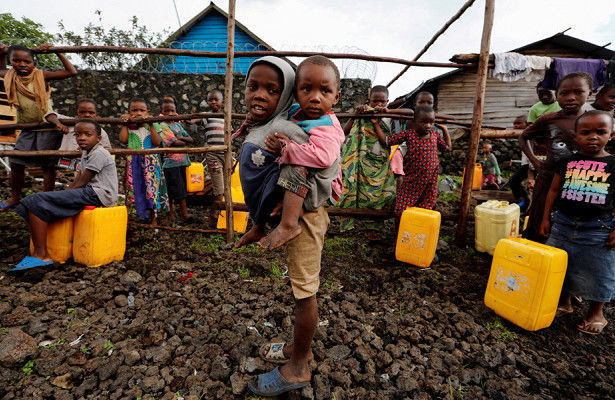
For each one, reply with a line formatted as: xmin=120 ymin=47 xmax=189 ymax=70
xmin=30 ymin=216 xmax=74 ymax=263
xmin=484 ymin=237 xmax=568 ymax=331
xmin=73 ymin=206 xmax=128 ymax=267
xmin=217 ymin=186 xmax=249 ymax=233
xmin=475 ymin=200 xmax=520 ymax=255
xmin=230 ymin=164 xmax=241 ymax=188
xmin=395 ymin=207 xmax=441 ymax=268
xmin=463 ymin=163 xmax=483 ymax=190
xmin=186 ymin=162 xmax=205 ymax=193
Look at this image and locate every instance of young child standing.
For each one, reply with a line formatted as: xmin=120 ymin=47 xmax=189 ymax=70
xmin=386 ymin=105 xmax=451 ymax=218
xmin=44 ymin=98 xmax=112 ymax=169
xmin=235 ymin=56 xmax=339 ymax=397
xmin=119 ymin=98 xmax=167 ymax=225
xmin=202 ymin=90 xmax=226 ymax=226
xmin=158 ymin=99 xmax=194 ymax=222
xmin=519 ymin=72 xmax=593 ymax=241
xmin=10 ymin=120 xmax=118 ymax=272
xmin=540 ymin=110 xmax=615 ymax=334
xmin=528 ymin=84 xmax=562 ymax=123
xmin=481 ymin=143 xmax=501 ymax=189
xmin=0 ymin=44 xmax=77 ymax=209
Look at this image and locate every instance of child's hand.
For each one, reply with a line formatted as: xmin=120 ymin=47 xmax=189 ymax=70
xmin=374 ymin=106 xmax=388 ymax=113
xmin=55 ymin=122 xmax=69 ymax=134
xmin=121 ymin=114 xmax=131 ymax=124
xmin=355 ymin=104 xmax=369 ymax=113
xmin=607 ymin=230 xmax=615 ymax=247
xmin=264 ymin=132 xmax=288 ymax=155
xmin=539 ymin=219 xmax=550 ymax=237
xmin=36 ymin=43 xmax=53 ymax=52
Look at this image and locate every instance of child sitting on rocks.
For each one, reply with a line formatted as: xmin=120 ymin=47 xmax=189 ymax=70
xmin=10 ymin=120 xmax=118 ymax=272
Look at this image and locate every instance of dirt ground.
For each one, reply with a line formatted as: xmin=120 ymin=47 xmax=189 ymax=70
xmin=0 ymin=171 xmax=614 ymax=400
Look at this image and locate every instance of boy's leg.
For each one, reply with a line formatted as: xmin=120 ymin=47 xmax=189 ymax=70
xmin=179 ymin=199 xmax=189 ymax=221
xmin=5 ymin=163 xmax=26 ymax=206
xmin=280 ymin=207 xmax=328 ymax=383
xmin=28 ymin=211 xmax=50 ymax=261
xmin=259 ymin=165 xmax=309 ymax=250
xmin=42 ymin=166 xmax=57 ymax=192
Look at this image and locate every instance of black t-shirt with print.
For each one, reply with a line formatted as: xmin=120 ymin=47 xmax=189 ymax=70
xmin=555 ymin=153 xmax=615 ymax=217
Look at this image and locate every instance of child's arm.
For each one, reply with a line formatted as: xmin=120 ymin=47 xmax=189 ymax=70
xmin=149 ymin=124 xmax=162 ymax=147
xmin=177 ymin=124 xmax=194 ymax=144
xmin=371 ymin=118 xmax=387 ymax=144
xmin=539 ymin=173 xmax=563 ymax=237
xmin=519 ymin=117 xmax=547 ymax=171
xmin=68 ymin=169 xmax=96 ymax=189
xmin=38 ymin=44 xmax=77 ymax=81
xmin=435 ymin=123 xmax=452 ymax=151
xmin=343 ymin=104 xmax=371 ymax=134
xmin=0 ymin=44 xmax=7 ymax=77
xmin=45 ymin=113 xmax=69 ymax=134
xmin=491 ymin=154 xmax=501 ymax=175
xmin=119 ymin=115 xmax=130 ymax=145
xmin=386 ymin=129 xmax=410 ymax=147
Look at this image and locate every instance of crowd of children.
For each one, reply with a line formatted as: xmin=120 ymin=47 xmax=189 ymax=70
xmin=1 ymin=42 xmax=615 ymax=395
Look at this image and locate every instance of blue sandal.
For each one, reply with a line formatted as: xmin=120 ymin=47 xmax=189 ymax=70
xmin=248 ymin=367 xmax=309 ymax=396
xmin=0 ymin=200 xmax=17 ymax=211
xmin=8 ymin=256 xmax=54 ymax=273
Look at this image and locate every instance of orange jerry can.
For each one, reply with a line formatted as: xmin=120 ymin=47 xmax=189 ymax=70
xmin=73 ymin=206 xmax=128 ymax=267
xmin=484 ymin=238 xmax=568 ymax=331
xmin=217 ymin=186 xmax=249 ymax=233
xmin=30 ymin=216 xmax=74 ymax=263
xmin=186 ymin=162 xmax=205 ymax=193
xmin=463 ymin=163 xmax=483 ymax=190
xmin=395 ymin=207 xmax=441 ymax=268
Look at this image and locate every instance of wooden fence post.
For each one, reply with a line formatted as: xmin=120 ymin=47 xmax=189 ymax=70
xmin=455 ymin=0 xmax=495 ymax=245
xmin=223 ymin=0 xmax=237 ymax=244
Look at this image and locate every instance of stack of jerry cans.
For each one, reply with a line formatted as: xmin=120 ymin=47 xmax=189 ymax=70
xmin=484 ymin=238 xmax=568 ymax=331
xmin=30 ymin=217 xmax=74 ymax=263
xmin=395 ymin=207 xmax=441 ymax=268
xmin=73 ymin=206 xmax=128 ymax=267
xmin=475 ymin=200 xmax=520 ymax=255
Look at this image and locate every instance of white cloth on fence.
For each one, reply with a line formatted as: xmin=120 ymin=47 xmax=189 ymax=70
xmin=492 ymin=52 xmax=552 ymax=82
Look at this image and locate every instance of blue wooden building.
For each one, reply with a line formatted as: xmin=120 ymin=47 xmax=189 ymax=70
xmin=162 ymin=2 xmax=277 ymax=74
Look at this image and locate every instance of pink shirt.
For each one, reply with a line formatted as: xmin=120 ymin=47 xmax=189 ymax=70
xmin=277 ymin=111 xmax=345 ymax=200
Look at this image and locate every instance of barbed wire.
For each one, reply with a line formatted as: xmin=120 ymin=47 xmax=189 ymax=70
xmin=2 ymin=38 xmax=377 ymax=80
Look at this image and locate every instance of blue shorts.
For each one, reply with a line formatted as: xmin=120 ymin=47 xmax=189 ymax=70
xmin=15 ymin=186 xmax=102 ymax=223
xmin=546 ymin=211 xmax=615 ymax=303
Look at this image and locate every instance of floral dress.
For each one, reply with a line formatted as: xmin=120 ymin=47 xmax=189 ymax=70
xmin=387 ymin=128 xmax=447 ymax=216
xmin=124 ymin=125 xmax=169 ymax=219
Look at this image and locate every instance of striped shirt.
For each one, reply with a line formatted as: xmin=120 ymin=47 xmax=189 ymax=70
xmin=204 ymin=118 xmax=225 ymax=153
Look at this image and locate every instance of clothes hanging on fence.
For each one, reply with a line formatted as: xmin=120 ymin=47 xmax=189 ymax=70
xmin=540 ymin=58 xmax=606 ymax=90
xmin=492 ymin=52 xmax=552 ymax=82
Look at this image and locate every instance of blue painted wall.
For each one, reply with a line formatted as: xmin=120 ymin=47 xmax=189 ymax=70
xmin=162 ymin=11 xmax=268 ymax=74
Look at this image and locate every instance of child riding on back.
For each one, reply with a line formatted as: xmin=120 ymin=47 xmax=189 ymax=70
xmin=540 ymin=110 xmax=615 ymax=335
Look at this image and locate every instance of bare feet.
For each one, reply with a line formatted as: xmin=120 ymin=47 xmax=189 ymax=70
xmin=234 ymin=225 xmax=266 ymax=248
xmin=258 ymin=224 xmax=302 ymax=250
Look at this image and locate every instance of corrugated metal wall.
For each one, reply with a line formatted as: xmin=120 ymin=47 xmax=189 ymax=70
xmin=163 ymin=12 xmax=266 ymax=74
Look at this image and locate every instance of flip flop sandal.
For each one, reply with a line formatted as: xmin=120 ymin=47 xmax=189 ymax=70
xmin=8 ymin=256 xmax=54 ymax=273
xmin=260 ymin=342 xmax=288 ymax=364
xmin=0 ymin=200 xmax=17 ymax=211
xmin=248 ymin=367 xmax=309 ymax=397
xmin=577 ymin=320 xmax=608 ymax=335
xmin=555 ymin=306 xmax=574 ymax=317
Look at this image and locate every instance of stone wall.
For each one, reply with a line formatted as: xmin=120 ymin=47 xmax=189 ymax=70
xmin=48 ymin=71 xmax=371 ymax=147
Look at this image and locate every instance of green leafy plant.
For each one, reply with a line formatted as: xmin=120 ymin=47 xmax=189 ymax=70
xmin=103 ymin=340 xmax=115 ymax=351
xmin=484 ymin=318 xmax=518 ymax=342
xmin=235 ymin=265 xmax=250 ymax=279
xmin=21 ymin=360 xmax=35 ymax=376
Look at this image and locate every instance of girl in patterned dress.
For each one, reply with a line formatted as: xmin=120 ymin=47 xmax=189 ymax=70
xmin=385 ymin=106 xmax=451 ymax=219
xmin=119 ymin=98 xmax=168 ymax=225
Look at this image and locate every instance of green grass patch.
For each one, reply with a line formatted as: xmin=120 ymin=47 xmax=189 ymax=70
xmin=484 ymin=318 xmax=518 ymax=342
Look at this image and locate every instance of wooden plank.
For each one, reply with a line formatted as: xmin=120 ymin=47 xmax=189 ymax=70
xmin=456 ymin=0 xmax=495 ymax=244
xmin=223 ymin=0 xmax=236 ymax=244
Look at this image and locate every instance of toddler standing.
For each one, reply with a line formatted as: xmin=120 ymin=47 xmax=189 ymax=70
xmin=481 ymin=143 xmax=500 ymax=189
xmin=202 ymin=90 xmax=226 ymax=226
xmin=386 ymin=105 xmax=451 ymax=218
xmin=540 ymin=110 xmax=615 ymax=334
xmin=119 ymin=98 xmax=168 ymax=225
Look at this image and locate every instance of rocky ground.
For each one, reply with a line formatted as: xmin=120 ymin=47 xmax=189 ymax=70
xmin=0 ymin=172 xmax=614 ymax=400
